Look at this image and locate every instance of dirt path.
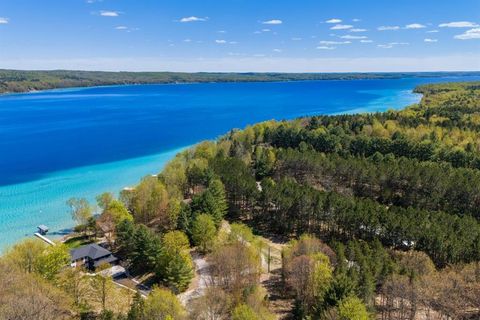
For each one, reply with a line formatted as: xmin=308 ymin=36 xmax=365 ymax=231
xmin=258 ymin=237 xmax=293 ymax=319
xmin=224 ymin=221 xmax=293 ymax=319
xmin=178 ymin=221 xmax=293 ymax=318
xmin=177 ymin=251 xmax=210 ymax=306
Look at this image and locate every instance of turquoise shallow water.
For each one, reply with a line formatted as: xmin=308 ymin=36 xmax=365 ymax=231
xmin=0 ymin=147 xmax=188 ymax=247
xmin=1 ymin=77 xmax=479 ymax=251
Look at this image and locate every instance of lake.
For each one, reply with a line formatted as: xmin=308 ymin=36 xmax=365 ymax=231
xmin=0 ymin=76 xmax=478 ymax=250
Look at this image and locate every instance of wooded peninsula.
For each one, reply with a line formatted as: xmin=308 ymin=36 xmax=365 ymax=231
xmin=1 ymin=81 xmax=480 ymax=320
xmin=1 ymin=69 xmax=480 ymax=94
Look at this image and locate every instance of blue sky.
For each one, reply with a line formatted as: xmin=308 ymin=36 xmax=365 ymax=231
xmin=0 ymin=0 xmax=479 ymax=72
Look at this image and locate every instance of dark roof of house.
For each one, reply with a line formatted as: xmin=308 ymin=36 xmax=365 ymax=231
xmin=37 ymin=225 xmax=49 ymax=232
xmin=70 ymin=243 xmax=113 ymax=261
xmin=93 ymin=255 xmax=118 ymax=267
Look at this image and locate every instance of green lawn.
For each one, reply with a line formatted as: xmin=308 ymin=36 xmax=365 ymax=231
xmin=63 ymin=235 xmax=93 ymax=249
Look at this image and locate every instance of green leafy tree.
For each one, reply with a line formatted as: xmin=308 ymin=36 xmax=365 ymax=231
xmin=191 ymin=214 xmax=217 ymax=253
xmin=4 ymin=239 xmax=69 ymax=281
xmin=130 ymin=176 xmax=169 ymax=225
xmin=104 ymin=200 xmax=133 ymax=223
xmin=143 ymin=287 xmax=186 ymax=320
xmin=338 ymin=296 xmax=370 ymax=320
xmin=162 ymin=231 xmax=190 ymax=255
xmin=96 ymin=192 xmax=115 ymax=210
xmin=3 ymin=238 xmax=46 ymax=273
xmin=97 ymin=199 xmax=133 ymax=245
xmin=232 ymin=304 xmax=260 ymax=320
xmin=35 ymin=243 xmax=70 ymax=281
xmin=160 ymin=156 xmax=188 ymax=200
xmin=67 ymin=197 xmax=93 ymax=235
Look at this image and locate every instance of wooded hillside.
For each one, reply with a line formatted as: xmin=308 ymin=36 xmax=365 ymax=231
xmin=1 ymin=69 xmax=479 ymax=94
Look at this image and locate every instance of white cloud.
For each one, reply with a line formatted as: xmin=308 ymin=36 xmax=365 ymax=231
xmin=360 ymin=39 xmax=373 ymax=43
xmin=330 ymin=24 xmax=353 ymax=30
xmin=427 ymin=30 xmax=439 ymax=33
xmin=325 ymin=18 xmax=342 ymax=24
xmin=454 ymin=28 xmax=480 ymax=40
xmin=0 ymin=17 xmax=9 ymax=24
xmin=291 ymin=37 xmax=302 ymax=41
xmin=350 ymin=28 xmax=367 ymax=32
xmin=215 ymin=39 xmax=227 ymax=44
xmin=424 ymin=38 xmax=438 ymax=42
xmin=439 ymin=21 xmax=479 ymax=28
xmin=180 ymin=16 xmax=207 ymax=23
xmin=405 ymin=23 xmax=426 ymax=29
xmin=340 ymin=35 xmax=367 ymax=40
xmin=115 ymin=26 xmax=138 ymax=33
xmin=273 ymin=49 xmax=282 ymax=52
xmin=183 ymin=38 xmax=192 ymax=42
xmin=316 ymin=46 xmax=336 ymax=50
xmin=377 ymin=42 xmax=409 ymax=49
xmin=319 ymin=40 xmax=351 ymax=45
xmin=217 ymin=30 xmax=226 ymax=33
xmin=377 ymin=26 xmax=400 ymax=31
xmin=100 ymin=11 xmax=120 ymax=17
xmin=254 ymin=28 xmax=272 ymax=34
xmin=229 ymin=41 xmax=238 ymax=44
xmin=262 ymin=19 xmax=282 ymax=25
xmin=352 ymin=18 xmax=361 ymax=22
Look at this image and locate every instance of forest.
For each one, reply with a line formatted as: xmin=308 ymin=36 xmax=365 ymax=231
xmin=1 ymin=81 xmax=480 ymax=320
xmin=1 ymin=69 xmax=480 ymax=94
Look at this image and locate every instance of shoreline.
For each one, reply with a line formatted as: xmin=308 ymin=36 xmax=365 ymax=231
xmin=2 ymin=71 xmax=480 ymax=97
xmin=0 ymin=146 xmax=192 ymax=252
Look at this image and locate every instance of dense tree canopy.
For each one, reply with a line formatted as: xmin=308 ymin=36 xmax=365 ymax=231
xmin=3 ymin=81 xmax=480 ymax=319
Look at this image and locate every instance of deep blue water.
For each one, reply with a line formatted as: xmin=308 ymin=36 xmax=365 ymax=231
xmin=0 ymin=76 xmax=479 ymax=250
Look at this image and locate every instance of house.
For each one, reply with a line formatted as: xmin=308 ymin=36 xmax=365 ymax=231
xmin=70 ymin=243 xmax=118 ymax=270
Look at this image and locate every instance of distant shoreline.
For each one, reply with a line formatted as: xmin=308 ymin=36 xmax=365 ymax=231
xmin=1 ymin=69 xmax=480 ymax=95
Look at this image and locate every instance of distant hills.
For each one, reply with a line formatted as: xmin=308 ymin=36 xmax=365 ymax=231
xmin=1 ymin=69 xmax=480 ymax=94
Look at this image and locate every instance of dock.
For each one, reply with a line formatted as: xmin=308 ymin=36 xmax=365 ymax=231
xmin=34 ymin=232 xmax=55 ymax=246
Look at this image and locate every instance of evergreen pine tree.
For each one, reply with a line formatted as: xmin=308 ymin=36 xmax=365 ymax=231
xmin=161 ymin=252 xmax=194 ymax=293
